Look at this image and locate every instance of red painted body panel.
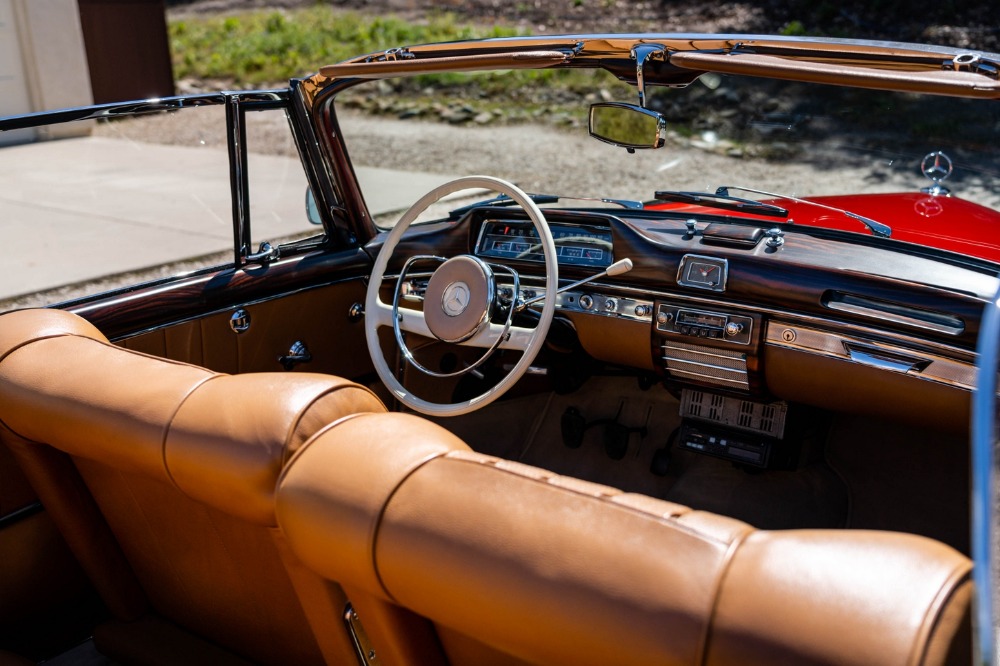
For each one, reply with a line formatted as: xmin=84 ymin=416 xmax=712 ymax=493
xmin=647 ymin=192 xmax=1000 ymax=262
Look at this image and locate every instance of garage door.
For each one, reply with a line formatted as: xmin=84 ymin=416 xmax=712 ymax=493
xmin=0 ymin=0 xmax=35 ymax=145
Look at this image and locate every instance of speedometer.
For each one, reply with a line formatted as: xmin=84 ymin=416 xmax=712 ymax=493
xmin=476 ymin=219 xmax=613 ymax=268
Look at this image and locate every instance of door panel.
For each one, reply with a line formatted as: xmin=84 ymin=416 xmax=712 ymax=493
xmin=119 ymin=279 xmax=373 ymax=378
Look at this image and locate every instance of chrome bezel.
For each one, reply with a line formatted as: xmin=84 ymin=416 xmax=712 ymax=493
xmin=391 ymin=254 xmax=518 ymax=379
xmin=677 ymin=254 xmax=729 ymax=292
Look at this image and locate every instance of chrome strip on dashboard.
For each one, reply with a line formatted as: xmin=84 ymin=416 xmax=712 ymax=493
xmin=824 ymin=292 xmax=965 ymax=335
xmin=766 ymin=321 xmax=976 ymax=390
xmin=665 ymin=368 xmax=749 ymax=389
xmin=567 ymin=278 xmax=977 ymax=362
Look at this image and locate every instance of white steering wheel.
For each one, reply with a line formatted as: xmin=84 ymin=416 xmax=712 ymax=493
xmin=364 ymin=176 xmax=558 ymax=417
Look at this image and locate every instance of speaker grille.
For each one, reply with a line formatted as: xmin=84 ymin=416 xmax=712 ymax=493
xmin=662 ymin=341 xmax=749 ymax=390
xmin=680 ymin=390 xmax=788 ymax=438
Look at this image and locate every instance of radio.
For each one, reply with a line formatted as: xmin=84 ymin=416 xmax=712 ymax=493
xmin=654 ymin=304 xmax=753 ymax=345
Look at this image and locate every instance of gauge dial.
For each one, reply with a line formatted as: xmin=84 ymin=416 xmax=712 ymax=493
xmin=677 ymin=255 xmax=728 ymax=292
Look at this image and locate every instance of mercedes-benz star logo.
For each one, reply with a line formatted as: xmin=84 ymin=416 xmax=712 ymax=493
xmin=441 ymin=281 xmax=471 ymax=317
xmin=921 ymin=151 xmax=953 ymax=184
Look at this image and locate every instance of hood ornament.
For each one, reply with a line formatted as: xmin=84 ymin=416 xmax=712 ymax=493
xmin=920 ymin=151 xmax=953 ymax=196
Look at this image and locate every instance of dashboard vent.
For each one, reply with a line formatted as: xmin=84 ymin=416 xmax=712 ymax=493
xmin=680 ymin=390 xmax=788 ymax=438
xmin=662 ymin=340 xmax=749 ymax=390
xmin=822 ymin=291 xmax=964 ymax=335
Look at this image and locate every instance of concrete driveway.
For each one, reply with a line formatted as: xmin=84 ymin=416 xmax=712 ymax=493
xmin=0 ymin=136 xmax=458 ymax=300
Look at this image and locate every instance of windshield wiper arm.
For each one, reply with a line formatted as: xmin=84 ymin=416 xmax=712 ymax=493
xmin=715 ymin=185 xmax=892 ymax=238
xmin=653 ymin=190 xmax=789 ymax=218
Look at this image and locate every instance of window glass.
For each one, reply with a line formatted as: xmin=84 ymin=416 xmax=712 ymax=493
xmin=244 ymin=108 xmax=315 ymax=248
xmin=334 ymin=73 xmax=1000 ymax=231
xmin=0 ymin=104 xmax=232 ymax=309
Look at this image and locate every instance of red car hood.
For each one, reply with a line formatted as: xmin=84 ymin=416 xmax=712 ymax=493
xmin=647 ymin=192 xmax=1000 ymax=263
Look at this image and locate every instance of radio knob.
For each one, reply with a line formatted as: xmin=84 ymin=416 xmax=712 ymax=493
xmin=579 ymin=294 xmax=594 ymax=310
xmin=604 ymin=298 xmax=618 ymax=313
xmin=634 ymin=304 xmax=650 ymax=317
xmin=725 ymin=322 xmax=744 ymax=337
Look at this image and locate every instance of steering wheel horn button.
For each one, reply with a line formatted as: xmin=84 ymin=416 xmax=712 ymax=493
xmin=424 ymin=255 xmax=495 ymax=343
xmin=442 ymin=281 xmax=471 ymax=317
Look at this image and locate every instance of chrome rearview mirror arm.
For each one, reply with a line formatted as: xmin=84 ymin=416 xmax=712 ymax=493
xmin=632 ymin=44 xmax=666 ymax=108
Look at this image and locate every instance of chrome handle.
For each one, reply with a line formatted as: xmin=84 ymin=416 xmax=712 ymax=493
xmin=246 ymin=241 xmax=280 ymax=264
xmin=278 ymin=341 xmax=312 ymax=371
xmin=843 ymin=343 xmax=930 ymax=374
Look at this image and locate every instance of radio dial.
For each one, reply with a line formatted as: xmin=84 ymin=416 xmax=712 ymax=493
xmin=725 ymin=322 xmax=744 ymax=337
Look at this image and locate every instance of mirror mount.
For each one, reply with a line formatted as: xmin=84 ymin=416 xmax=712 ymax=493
xmin=632 ymin=44 xmax=666 ymax=108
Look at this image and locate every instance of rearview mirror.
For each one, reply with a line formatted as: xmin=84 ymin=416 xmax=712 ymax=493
xmin=588 ymin=103 xmax=666 ymax=151
xmin=305 ymin=187 xmax=322 ymax=225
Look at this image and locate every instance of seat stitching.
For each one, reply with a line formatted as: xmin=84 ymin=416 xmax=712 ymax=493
xmin=160 ymin=373 xmax=225 ymax=488
xmin=369 ymin=450 xmax=455 ymax=604
xmin=0 ymin=332 xmax=99 ymax=366
xmin=910 ymin=566 xmax=973 ymax=666
xmin=277 ymin=412 xmax=374 ymax=487
xmin=443 ymin=454 xmax=742 ymax=546
xmin=282 ymin=382 xmax=386 ymax=466
xmin=697 ymin=527 xmax=753 ymax=666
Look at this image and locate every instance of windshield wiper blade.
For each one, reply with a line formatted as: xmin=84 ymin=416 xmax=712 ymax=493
xmin=653 ymin=190 xmax=788 ymax=218
xmin=715 ymin=185 xmax=892 ymax=238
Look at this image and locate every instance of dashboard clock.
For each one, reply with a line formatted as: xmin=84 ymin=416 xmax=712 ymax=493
xmin=678 ymin=254 xmax=728 ymax=292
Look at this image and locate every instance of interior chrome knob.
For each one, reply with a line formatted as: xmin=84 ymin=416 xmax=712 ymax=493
xmin=725 ymin=322 xmax=744 ymax=337
xmin=580 ymin=294 xmax=594 ymax=310
xmin=604 ymin=298 xmax=618 ymax=312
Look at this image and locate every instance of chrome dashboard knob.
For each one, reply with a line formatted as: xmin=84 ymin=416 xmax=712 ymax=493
xmin=725 ymin=322 xmax=744 ymax=337
xmin=604 ymin=298 xmax=618 ymax=313
xmin=580 ymin=294 xmax=594 ymax=310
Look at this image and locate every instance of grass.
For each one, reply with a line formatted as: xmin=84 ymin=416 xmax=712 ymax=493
xmin=169 ymin=7 xmax=527 ymax=85
xmin=167 ymin=6 xmax=634 ymax=125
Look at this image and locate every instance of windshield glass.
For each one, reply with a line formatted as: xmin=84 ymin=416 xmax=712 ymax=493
xmin=332 ymin=66 xmax=1000 ymax=249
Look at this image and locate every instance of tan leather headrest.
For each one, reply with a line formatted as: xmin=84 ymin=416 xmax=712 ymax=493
xmin=0 ymin=309 xmax=385 ymax=525
xmin=277 ymin=412 xmax=471 ymax=597
xmin=167 ymin=373 xmax=385 ymax=524
xmin=276 ymin=412 xmax=973 ymax=666
xmin=0 ymin=308 xmax=107 ymax=361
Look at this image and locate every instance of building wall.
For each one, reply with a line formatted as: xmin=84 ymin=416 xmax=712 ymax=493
xmin=0 ymin=0 xmax=35 ymax=145
xmin=1 ymin=0 xmax=93 ymax=143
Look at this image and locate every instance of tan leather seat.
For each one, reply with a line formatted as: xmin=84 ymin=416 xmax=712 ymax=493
xmin=0 ymin=309 xmax=386 ymax=665
xmin=276 ymin=411 xmax=973 ymax=666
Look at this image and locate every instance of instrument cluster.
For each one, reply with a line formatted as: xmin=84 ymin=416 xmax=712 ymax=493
xmin=475 ymin=218 xmax=613 ymax=268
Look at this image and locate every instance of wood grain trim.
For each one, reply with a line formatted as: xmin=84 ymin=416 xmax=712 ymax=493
xmin=670 ymin=51 xmax=1000 ymax=99
xmin=320 ymin=51 xmax=569 ymax=79
xmin=67 ymin=248 xmax=371 ymax=341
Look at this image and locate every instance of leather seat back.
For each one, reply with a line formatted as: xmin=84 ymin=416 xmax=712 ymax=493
xmin=0 ymin=309 xmax=386 ymax=665
xmin=276 ymin=411 xmax=973 ymax=666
